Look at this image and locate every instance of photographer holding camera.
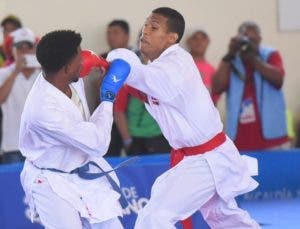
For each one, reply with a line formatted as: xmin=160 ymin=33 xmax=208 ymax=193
xmin=212 ymin=21 xmax=290 ymax=151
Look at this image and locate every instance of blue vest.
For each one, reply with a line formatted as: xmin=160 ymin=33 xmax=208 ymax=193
xmin=226 ymin=46 xmax=287 ymax=140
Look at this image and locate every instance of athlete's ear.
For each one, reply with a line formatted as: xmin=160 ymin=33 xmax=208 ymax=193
xmin=168 ymin=32 xmax=178 ymax=44
xmin=63 ymin=63 xmax=69 ymax=74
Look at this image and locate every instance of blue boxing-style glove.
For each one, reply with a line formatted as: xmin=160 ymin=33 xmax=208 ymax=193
xmin=100 ymin=59 xmax=131 ymax=102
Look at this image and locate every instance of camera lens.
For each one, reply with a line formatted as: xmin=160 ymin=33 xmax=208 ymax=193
xmin=238 ymin=36 xmax=251 ymax=52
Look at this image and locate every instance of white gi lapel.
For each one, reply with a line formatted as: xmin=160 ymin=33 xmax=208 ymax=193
xmin=71 ymin=79 xmax=91 ymax=120
xmin=40 ymin=75 xmax=85 ymax=121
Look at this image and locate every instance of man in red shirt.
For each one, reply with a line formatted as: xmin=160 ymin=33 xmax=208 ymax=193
xmin=186 ymin=30 xmax=219 ymax=104
xmin=212 ymin=21 xmax=290 ymax=151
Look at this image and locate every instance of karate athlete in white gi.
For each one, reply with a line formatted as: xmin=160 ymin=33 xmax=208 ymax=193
xmin=107 ymin=7 xmax=260 ymax=229
xmin=19 ymin=30 xmax=130 ymax=229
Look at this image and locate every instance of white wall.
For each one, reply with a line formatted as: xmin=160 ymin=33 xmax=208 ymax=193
xmin=1 ymin=0 xmax=300 ymax=120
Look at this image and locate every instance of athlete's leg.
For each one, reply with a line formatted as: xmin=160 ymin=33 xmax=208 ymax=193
xmin=31 ymin=175 xmax=82 ymax=229
xmin=134 ymin=156 xmax=215 ymax=228
xmin=200 ymin=193 xmax=260 ymax=228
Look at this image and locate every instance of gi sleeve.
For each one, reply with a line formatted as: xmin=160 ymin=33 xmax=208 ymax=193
xmin=31 ymin=99 xmax=114 ymax=157
xmin=107 ymin=48 xmax=183 ymax=102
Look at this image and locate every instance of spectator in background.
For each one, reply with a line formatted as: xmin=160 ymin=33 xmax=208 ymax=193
xmin=0 ymin=27 xmax=40 ymax=163
xmin=0 ymin=15 xmax=22 ymax=66
xmin=0 ymin=15 xmax=22 ymax=157
xmin=212 ymin=21 xmax=290 ymax=151
xmin=100 ymin=20 xmax=130 ymax=58
xmin=99 ymin=19 xmax=130 ymax=156
xmin=186 ymin=29 xmax=219 ymax=104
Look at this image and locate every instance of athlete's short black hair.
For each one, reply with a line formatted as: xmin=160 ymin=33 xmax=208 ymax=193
xmin=108 ymin=20 xmax=130 ymax=34
xmin=36 ymin=30 xmax=82 ymax=74
xmin=152 ymin=7 xmax=185 ymax=43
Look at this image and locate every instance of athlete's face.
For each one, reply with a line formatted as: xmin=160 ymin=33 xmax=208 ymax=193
xmin=140 ymin=13 xmax=177 ymax=61
xmin=67 ymin=46 xmax=82 ymax=83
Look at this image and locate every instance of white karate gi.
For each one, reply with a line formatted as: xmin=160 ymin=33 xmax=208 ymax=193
xmin=107 ymin=45 xmax=260 ymax=229
xmin=19 ymin=73 xmax=123 ymax=229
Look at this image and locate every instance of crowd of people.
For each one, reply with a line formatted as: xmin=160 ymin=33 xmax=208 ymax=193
xmin=0 ymin=6 xmax=298 ymax=229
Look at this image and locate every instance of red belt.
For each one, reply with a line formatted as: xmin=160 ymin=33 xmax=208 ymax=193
xmin=170 ymin=132 xmax=226 ymax=167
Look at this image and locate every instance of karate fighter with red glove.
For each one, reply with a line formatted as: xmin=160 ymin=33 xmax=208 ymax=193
xmin=19 ymin=30 xmax=130 ymax=229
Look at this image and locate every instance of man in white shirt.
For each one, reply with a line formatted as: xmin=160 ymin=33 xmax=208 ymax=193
xmin=107 ymin=7 xmax=260 ymax=229
xmin=0 ymin=27 xmax=40 ymax=163
xmin=19 ymin=30 xmax=130 ymax=228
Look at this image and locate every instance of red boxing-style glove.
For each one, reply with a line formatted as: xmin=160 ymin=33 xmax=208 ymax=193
xmin=80 ymin=50 xmax=109 ymax=77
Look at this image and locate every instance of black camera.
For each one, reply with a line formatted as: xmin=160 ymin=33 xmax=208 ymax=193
xmin=237 ymin=36 xmax=252 ymax=53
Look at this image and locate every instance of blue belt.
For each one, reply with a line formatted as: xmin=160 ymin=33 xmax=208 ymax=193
xmin=38 ymin=156 xmax=139 ymax=208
